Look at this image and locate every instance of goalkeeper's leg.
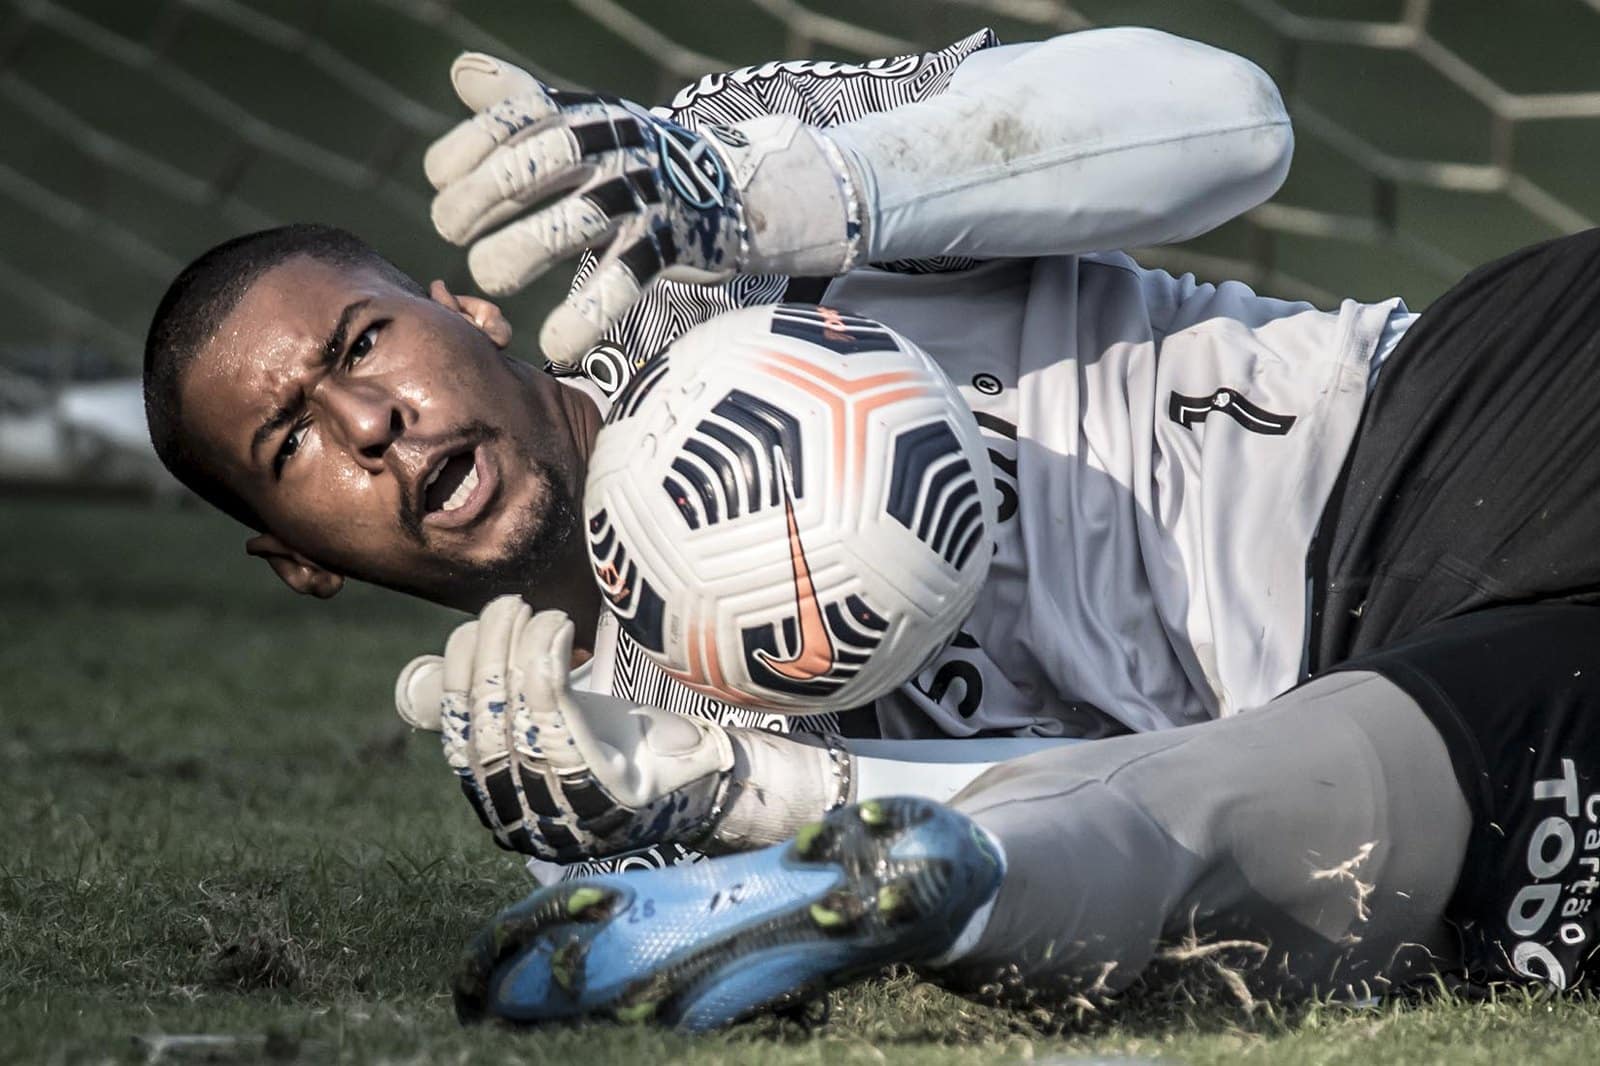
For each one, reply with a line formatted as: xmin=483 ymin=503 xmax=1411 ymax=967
xmin=453 ymin=668 xmax=1470 ymax=1028
xmin=939 ymin=668 xmax=1469 ymax=999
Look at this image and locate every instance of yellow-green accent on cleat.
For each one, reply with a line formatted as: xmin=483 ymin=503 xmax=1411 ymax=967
xmin=793 ymin=821 xmax=826 ymax=858
xmin=614 ymin=999 xmax=658 ymax=1023
xmin=858 ymin=800 xmax=887 ymax=827
xmin=876 ymin=883 xmax=905 ymax=915
xmin=809 ymin=902 xmax=847 ymax=929
xmin=565 ymin=887 xmax=609 ymax=918
xmin=550 ymin=939 xmax=581 ymax=993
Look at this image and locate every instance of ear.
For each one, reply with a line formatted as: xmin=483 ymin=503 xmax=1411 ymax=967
xmin=245 ymin=534 xmax=345 ymax=599
xmin=429 ymin=279 xmax=512 ymax=349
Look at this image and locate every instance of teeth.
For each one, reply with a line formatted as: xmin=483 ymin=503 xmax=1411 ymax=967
xmin=424 ymin=464 xmax=444 ymax=491
xmin=441 ymin=460 xmax=479 ymax=512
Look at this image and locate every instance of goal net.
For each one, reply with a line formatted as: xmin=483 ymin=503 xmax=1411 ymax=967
xmin=2 ymin=0 xmax=1597 ymax=485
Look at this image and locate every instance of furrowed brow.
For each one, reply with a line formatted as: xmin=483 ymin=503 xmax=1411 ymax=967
xmin=250 ymin=399 xmax=299 ymax=468
xmin=323 ymin=298 xmax=370 ymax=366
xmin=247 ymin=298 xmax=372 ymax=467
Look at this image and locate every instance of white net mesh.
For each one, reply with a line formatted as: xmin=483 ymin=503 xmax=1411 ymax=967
xmin=3 ymin=0 xmax=1599 ymax=379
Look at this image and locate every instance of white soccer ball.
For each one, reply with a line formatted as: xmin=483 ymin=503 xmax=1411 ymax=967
xmin=582 ymin=304 xmax=995 ymax=714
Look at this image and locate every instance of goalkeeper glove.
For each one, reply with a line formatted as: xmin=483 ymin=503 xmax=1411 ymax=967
xmin=395 ymin=598 xmax=853 ymax=863
xmin=423 ymin=53 xmax=866 ymax=368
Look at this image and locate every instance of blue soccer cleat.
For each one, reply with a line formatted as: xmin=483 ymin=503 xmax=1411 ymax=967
xmin=453 ymin=796 xmax=1004 ymax=1031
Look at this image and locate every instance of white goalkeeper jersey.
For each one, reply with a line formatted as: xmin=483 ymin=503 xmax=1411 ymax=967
xmin=828 ymin=258 xmax=1402 ymax=737
xmin=560 ymin=27 xmax=1410 ymax=744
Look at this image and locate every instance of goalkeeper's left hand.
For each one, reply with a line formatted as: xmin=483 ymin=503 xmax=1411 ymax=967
xmin=396 ymin=597 xmax=736 ymax=863
xmin=423 ymin=53 xmax=866 ymax=367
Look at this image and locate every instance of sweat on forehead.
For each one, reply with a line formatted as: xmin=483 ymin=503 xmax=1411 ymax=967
xmin=182 ymin=260 xmax=390 ymax=466
xmin=143 ymin=225 xmax=424 ymax=525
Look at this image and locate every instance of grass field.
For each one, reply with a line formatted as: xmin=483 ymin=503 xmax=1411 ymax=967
xmin=5 ymin=495 xmax=1600 ymax=1064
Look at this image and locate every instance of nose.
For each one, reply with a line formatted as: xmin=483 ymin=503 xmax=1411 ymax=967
xmin=315 ymin=378 xmax=408 ymax=473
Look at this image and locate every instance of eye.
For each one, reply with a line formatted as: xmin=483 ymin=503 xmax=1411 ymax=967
xmin=274 ymin=416 xmax=311 ymax=477
xmin=344 ymin=324 xmax=381 ymax=368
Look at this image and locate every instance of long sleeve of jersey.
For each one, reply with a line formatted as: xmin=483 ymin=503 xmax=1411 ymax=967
xmin=828 ymin=28 xmax=1293 ymax=262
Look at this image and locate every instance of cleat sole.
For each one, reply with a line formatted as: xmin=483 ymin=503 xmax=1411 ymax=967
xmin=876 ymin=882 xmax=906 ymax=918
xmin=808 ymin=903 xmax=847 ymax=930
xmin=457 ymin=797 xmax=1003 ymax=1031
xmin=809 ymin=889 xmax=865 ymax=933
xmin=550 ymin=937 xmax=585 ymax=994
xmin=613 ymin=1000 xmax=658 ymax=1023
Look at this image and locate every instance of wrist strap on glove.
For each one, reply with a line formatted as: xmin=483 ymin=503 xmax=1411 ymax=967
xmin=709 ymin=116 xmax=868 ymax=279
xmin=707 ymin=729 xmax=856 ymax=854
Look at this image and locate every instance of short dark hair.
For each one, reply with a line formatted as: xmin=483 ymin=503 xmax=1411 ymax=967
xmin=143 ymin=223 xmax=424 ymax=529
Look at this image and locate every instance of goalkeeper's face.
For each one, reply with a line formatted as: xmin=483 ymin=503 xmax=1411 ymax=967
xmin=181 ymin=255 xmax=602 ymax=611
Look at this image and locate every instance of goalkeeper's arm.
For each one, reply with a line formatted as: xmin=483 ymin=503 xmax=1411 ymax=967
xmin=396 ymin=601 xmax=1074 ymax=864
xmin=426 ymin=28 xmax=1290 ymax=363
xmin=830 ymin=27 xmax=1292 ymax=262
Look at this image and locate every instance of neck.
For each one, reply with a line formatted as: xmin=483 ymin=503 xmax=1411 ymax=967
xmin=557 ymin=373 xmax=605 ymax=463
xmin=535 ymin=564 xmax=604 ymax=660
xmin=515 ymin=361 xmax=606 ymax=658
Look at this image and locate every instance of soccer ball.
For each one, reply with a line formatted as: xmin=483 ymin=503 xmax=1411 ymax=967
xmin=582 ymin=304 xmax=995 ymax=714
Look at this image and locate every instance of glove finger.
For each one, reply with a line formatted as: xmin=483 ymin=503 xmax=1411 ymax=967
xmin=512 ymin=609 xmax=584 ymax=774
xmin=424 ymin=90 xmax=559 ymax=192
xmin=429 ymin=56 xmax=632 ymax=190
xmin=517 ymin=610 xmax=631 ymax=837
xmin=467 ymin=595 xmax=527 ymax=765
xmin=537 ymin=219 xmax=657 ymax=365
xmin=465 ymin=597 xmax=532 ymax=837
xmin=482 ymin=602 xmax=590 ymax=858
xmin=440 ymin=617 xmax=478 ymax=696
xmin=439 ymin=621 xmax=478 ymax=773
xmin=449 ymin=51 xmax=545 ymax=112
xmin=395 ymin=654 xmax=445 ymax=731
xmin=425 ymin=85 xmax=626 ymax=194
xmin=430 ymin=103 xmax=642 ymax=245
xmin=464 ymin=169 xmax=653 ymax=297
xmin=430 ymin=124 xmax=574 ymax=246
xmin=437 ymin=618 xmax=524 ymax=851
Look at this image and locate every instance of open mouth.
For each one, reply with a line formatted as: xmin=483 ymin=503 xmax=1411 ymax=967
xmin=424 ymin=449 xmax=480 ymax=515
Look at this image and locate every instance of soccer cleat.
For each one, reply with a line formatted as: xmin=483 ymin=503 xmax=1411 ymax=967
xmin=453 ymin=796 xmax=1004 ymax=1031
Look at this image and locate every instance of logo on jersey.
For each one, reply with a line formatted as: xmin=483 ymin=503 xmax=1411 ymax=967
xmin=973 ymin=411 xmax=1019 ymax=525
xmin=578 ymin=342 xmax=635 ymax=397
xmin=1169 ymin=388 xmax=1297 ymax=435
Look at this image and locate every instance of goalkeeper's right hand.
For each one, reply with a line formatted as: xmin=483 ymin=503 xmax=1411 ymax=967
xmin=395 ymin=597 xmax=854 ymax=864
xmin=422 ymin=53 xmax=866 ymax=368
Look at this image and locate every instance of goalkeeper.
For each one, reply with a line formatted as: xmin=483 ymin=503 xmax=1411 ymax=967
xmin=142 ymin=28 xmax=1600 ymax=1023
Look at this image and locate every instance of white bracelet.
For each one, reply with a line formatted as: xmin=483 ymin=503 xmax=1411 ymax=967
xmin=820 ymin=732 xmax=855 ymax=812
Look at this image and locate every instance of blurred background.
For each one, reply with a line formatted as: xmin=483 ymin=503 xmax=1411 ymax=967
xmin=3 ymin=0 xmax=1600 ymax=495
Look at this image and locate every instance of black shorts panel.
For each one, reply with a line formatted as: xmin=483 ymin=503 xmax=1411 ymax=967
xmin=1308 ymin=228 xmax=1600 ymax=673
xmin=1335 ymin=604 xmax=1600 ymax=989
